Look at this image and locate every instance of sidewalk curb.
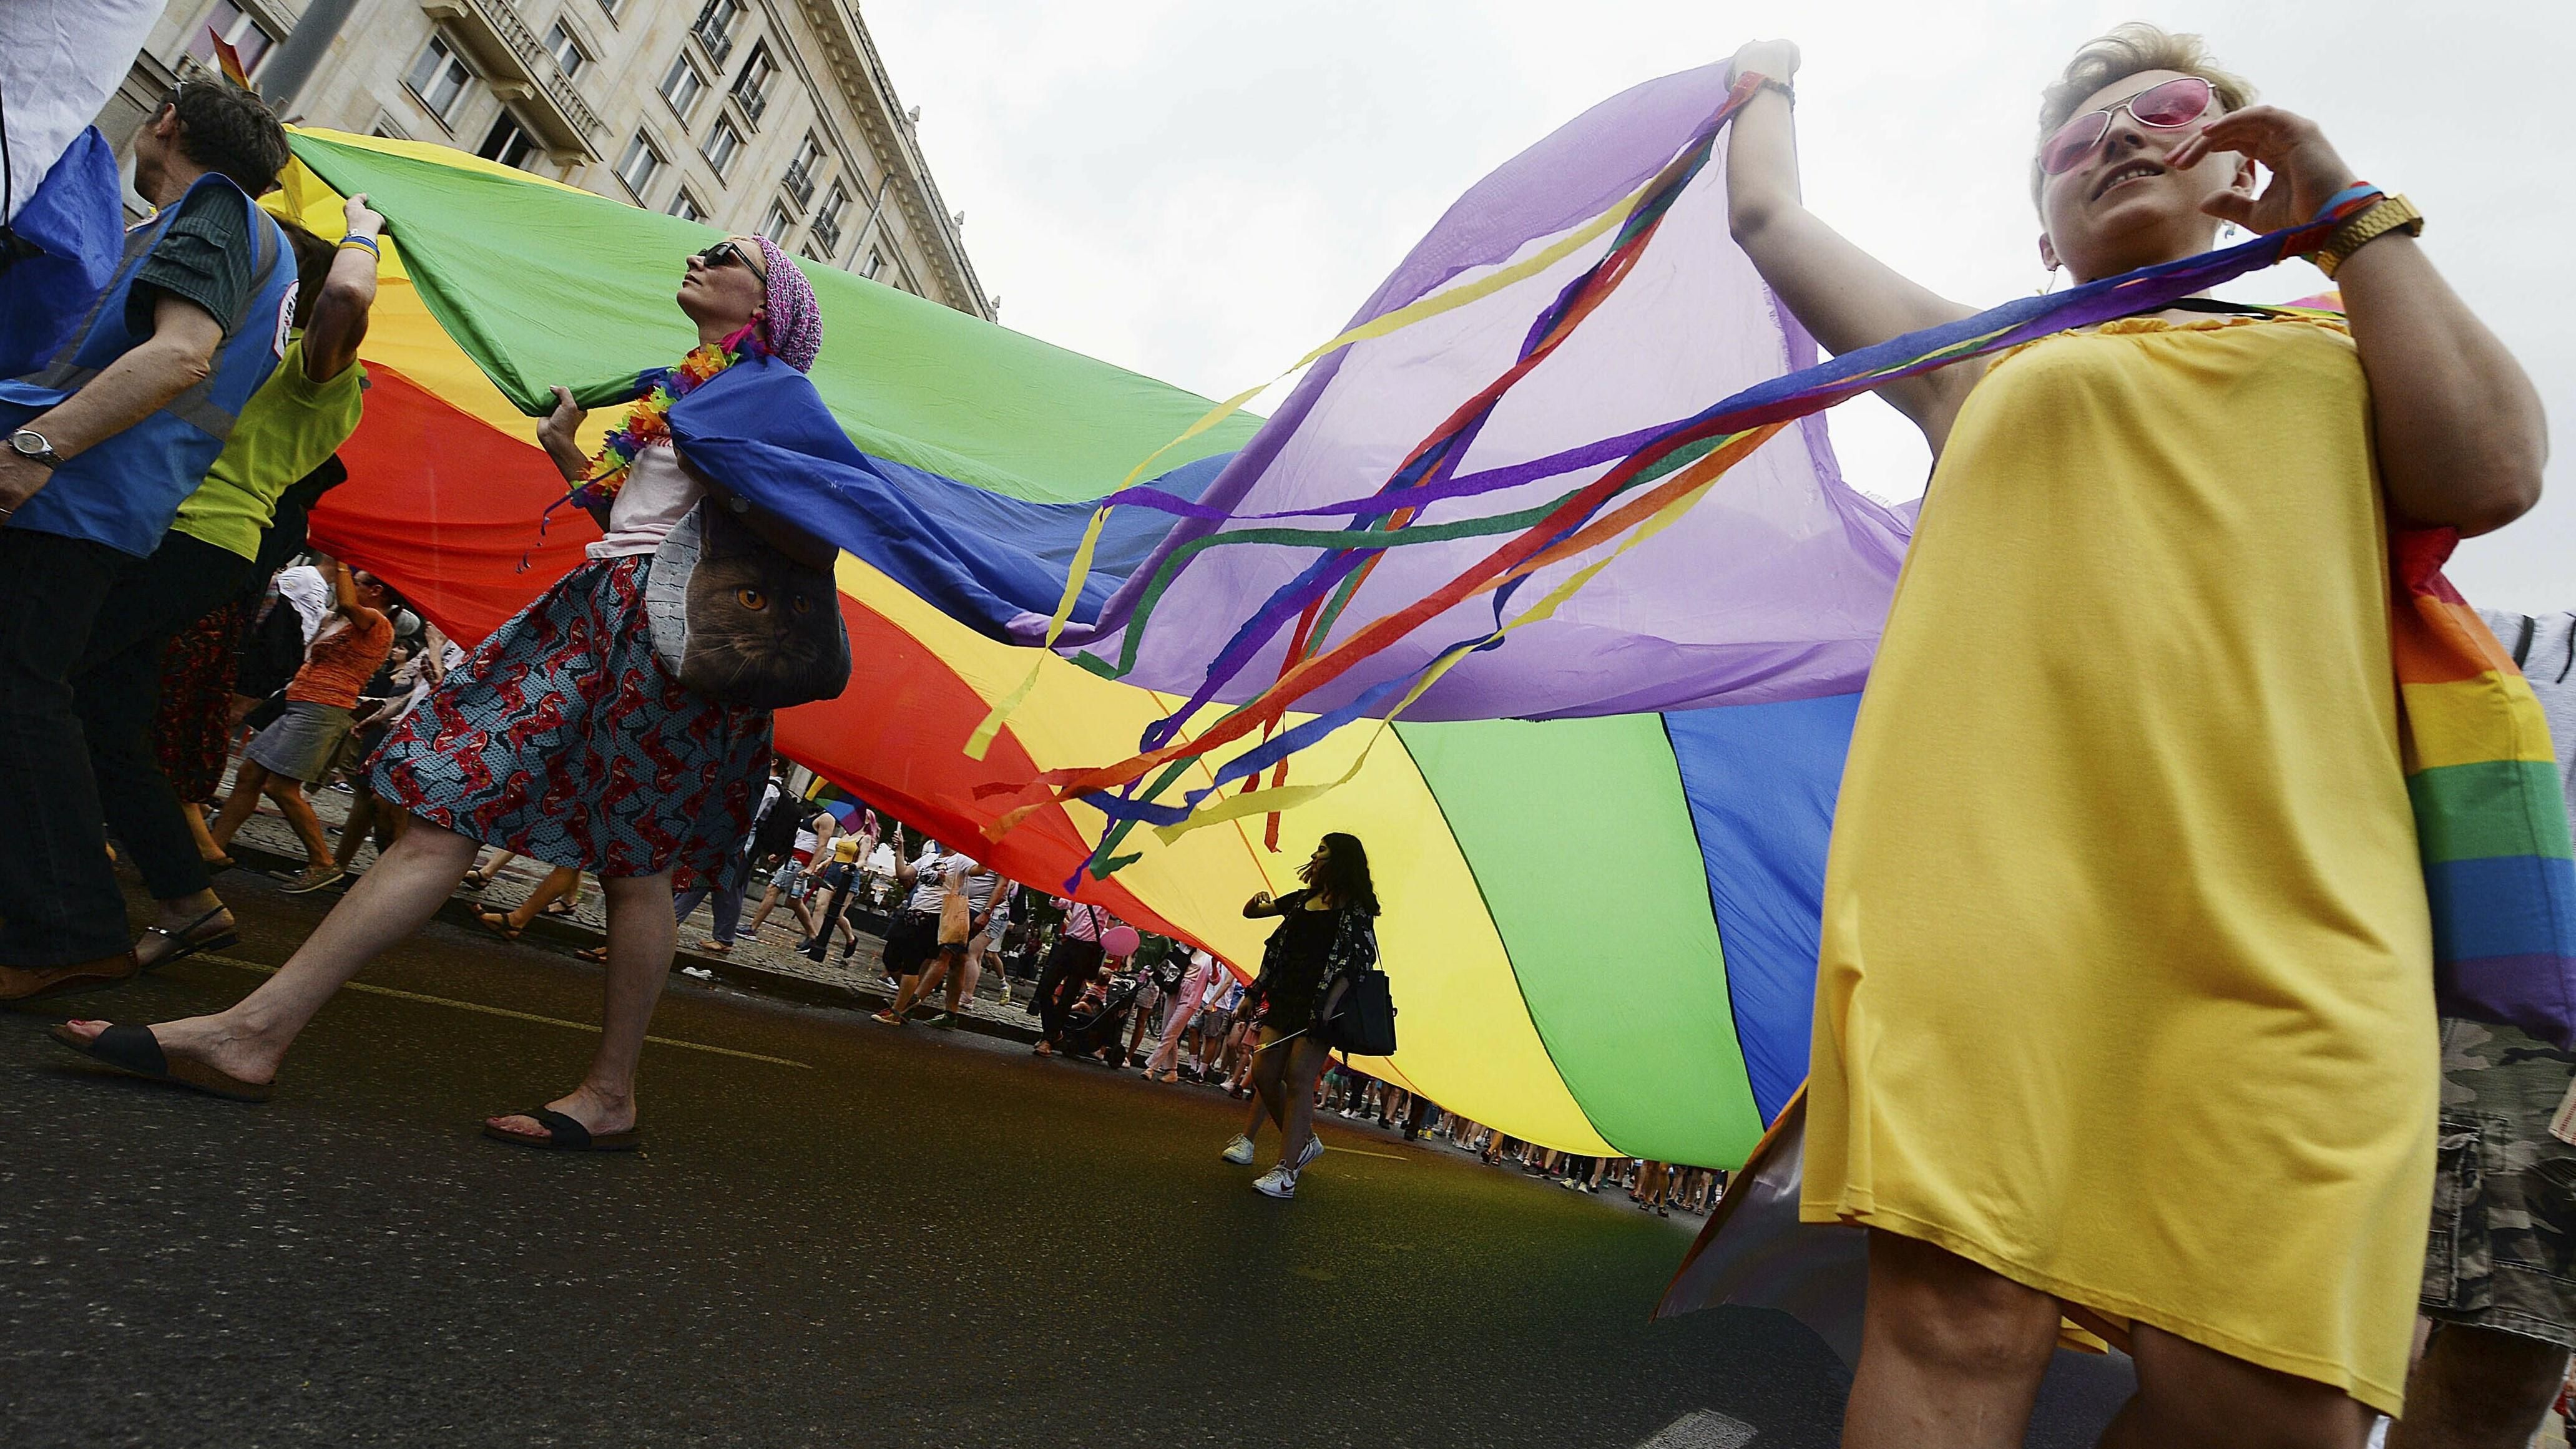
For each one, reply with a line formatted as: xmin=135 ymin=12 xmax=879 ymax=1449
xmin=223 ymin=841 xmax=1044 ymax=1046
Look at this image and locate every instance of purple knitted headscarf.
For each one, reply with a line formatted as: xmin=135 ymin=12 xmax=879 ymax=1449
xmin=752 ymin=235 xmax=822 ymax=372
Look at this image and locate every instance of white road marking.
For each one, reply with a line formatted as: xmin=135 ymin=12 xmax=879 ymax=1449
xmin=1633 ymin=1409 xmax=1756 ymax=1448
xmin=201 ymin=954 xmax=811 ymax=1069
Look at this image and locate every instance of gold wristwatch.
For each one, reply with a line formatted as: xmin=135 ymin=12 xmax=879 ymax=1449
xmin=2314 ymin=193 xmax=2424 ymax=279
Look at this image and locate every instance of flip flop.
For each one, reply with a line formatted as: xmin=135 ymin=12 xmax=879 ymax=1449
xmin=49 ymin=1023 xmax=272 ymax=1103
xmin=574 ymin=945 xmax=609 ymax=964
xmin=481 ymin=1106 xmax=639 ymax=1152
xmin=459 ymin=869 xmax=490 ymax=890
xmin=541 ymin=900 xmax=579 ymax=919
xmin=137 ymin=905 xmax=238 ymax=972
xmin=471 ymin=907 xmax=522 ymax=941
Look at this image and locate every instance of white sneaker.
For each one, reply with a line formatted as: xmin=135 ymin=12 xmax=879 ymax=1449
xmin=1296 ymin=1134 xmax=1325 ymax=1169
xmin=1220 ymin=1134 xmax=1256 ymax=1166
xmin=1251 ymin=1166 xmax=1298 ymax=1199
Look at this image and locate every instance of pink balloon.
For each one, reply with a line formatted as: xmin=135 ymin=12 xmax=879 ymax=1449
xmin=1100 ymin=925 xmax=1141 ymax=959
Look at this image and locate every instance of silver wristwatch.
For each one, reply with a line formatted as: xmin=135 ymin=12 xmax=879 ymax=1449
xmin=9 ymin=428 xmax=61 ymax=469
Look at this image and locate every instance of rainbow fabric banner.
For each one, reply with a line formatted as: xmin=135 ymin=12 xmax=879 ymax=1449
xmin=265 ymin=126 xmax=1847 ymax=1168
xmin=2392 ymin=530 xmax=2576 ymax=1045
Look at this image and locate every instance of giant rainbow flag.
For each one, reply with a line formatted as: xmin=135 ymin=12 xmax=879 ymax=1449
xmin=273 ymin=114 xmax=1860 ymax=1169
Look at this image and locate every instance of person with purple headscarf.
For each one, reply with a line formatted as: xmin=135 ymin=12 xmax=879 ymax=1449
xmin=54 ymin=238 xmax=831 ymax=1154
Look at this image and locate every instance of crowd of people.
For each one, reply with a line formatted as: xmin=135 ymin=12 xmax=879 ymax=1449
xmin=6 ymin=27 xmax=2575 ymax=1447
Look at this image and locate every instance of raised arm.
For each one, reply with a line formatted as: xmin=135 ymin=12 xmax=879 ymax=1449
xmin=2170 ymin=110 xmax=2544 ymax=537
xmin=1243 ymin=889 xmax=1285 ymax=920
xmin=302 ymin=194 xmax=383 ymax=384
xmin=326 ymin=559 xmax=366 ymax=617
xmin=1724 ymin=41 xmax=1982 ymax=451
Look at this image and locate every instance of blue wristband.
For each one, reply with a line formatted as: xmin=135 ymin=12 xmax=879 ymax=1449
xmin=2312 ymin=183 xmax=2382 ymax=225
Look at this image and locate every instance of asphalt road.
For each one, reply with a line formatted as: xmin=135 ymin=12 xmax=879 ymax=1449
xmin=2 ymin=874 xmax=2132 ymax=1447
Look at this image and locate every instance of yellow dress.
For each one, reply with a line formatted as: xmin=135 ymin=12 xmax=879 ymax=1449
xmin=1801 ymin=315 xmax=2437 ymax=1413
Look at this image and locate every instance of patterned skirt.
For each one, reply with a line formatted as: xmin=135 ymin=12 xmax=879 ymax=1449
xmin=372 ymin=555 xmax=771 ymax=889
xmin=154 ymin=595 xmax=252 ymax=803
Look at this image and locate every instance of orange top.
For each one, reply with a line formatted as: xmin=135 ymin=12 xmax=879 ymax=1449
xmin=285 ymin=605 xmax=393 ymax=710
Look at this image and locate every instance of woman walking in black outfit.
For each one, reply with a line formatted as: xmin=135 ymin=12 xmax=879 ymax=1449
xmin=1220 ymin=832 xmax=1381 ymax=1200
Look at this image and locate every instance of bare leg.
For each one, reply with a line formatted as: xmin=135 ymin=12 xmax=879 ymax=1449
xmin=502 ymin=865 xmax=580 ymax=930
xmin=951 ymin=937 xmax=986 ymax=1010
xmin=2097 ymin=1321 xmax=2376 ymax=1449
xmin=1273 ymin=1035 xmax=1333 ymax=1169
xmin=485 ymin=872 xmax=676 ymax=1139
xmin=331 ymin=788 xmax=378 ymax=871
xmin=1244 ymin=1027 xmax=1291 ymax=1139
xmin=2387 ymin=1323 xmax=2569 ymax=1449
xmin=1841 ymin=1231 xmax=2063 ymax=1449
xmin=60 ymin=820 xmax=481 ymax=1081
xmin=184 ymin=802 xmax=222 ymax=864
xmin=205 ymin=759 xmax=273 ymax=849
xmin=744 ymin=882 xmax=784 ymax=934
xmin=265 ymin=779 xmax=333 ymax=867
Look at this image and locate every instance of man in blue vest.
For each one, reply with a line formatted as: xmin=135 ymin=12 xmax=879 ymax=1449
xmin=0 ymin=80 xmax=295 ymax=1002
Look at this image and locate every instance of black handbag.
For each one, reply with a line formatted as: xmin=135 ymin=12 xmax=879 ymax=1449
xmin=1320 ymin=966 xmax=1398 ymax=1057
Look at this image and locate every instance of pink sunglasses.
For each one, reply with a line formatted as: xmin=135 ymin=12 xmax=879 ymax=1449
xmin=2040 ymin=76 xmax=2214 ymax=176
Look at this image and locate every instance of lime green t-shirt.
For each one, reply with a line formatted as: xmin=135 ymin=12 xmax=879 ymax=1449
xmin=172 ymin=336 xmax=366 ymax=560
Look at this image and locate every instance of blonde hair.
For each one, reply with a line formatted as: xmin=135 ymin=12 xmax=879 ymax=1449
xmin=2031 ymin=22 xmax=2255 ymax=205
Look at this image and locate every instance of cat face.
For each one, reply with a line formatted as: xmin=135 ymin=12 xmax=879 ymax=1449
xmin=678 ymin=505 xmax=850 ymax=708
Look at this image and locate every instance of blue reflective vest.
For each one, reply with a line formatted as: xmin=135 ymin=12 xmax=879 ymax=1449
xmin=0 ymin=172 xmax=293 ymax=558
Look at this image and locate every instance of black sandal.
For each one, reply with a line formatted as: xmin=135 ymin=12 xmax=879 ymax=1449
xmin=49 ymin=1023 xmax=272 ymax=1103
xmin=471 ymin=907 xmax=522 ymax=941
xmin=482 ymin=1106 xmax=639 ymax=1152
xmin=137 ymin=905 xmax=237 ymax=971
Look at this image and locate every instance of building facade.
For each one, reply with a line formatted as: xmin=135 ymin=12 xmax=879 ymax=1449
xmin=104 ymin=0 xmax=991 ymax=317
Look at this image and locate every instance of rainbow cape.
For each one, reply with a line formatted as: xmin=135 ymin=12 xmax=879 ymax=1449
xmin=2393 ymin=530 xmax=2576 ymax=1044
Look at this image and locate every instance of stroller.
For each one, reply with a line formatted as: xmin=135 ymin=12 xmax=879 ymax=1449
xmin=1057 ymin=968 xmax=1145 ymax=1066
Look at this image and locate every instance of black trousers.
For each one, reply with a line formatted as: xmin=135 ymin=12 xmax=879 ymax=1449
xmin=77 ymin=532 xmax=253 ymax=902
xmin=1032 ymin=936 xmax=1104 ymax=1043
xmin=0 ymin=529 xmax=130 ymax=965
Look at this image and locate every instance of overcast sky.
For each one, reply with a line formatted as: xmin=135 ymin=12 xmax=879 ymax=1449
xmin=863 ymin=1 xmax=2570 ymax=612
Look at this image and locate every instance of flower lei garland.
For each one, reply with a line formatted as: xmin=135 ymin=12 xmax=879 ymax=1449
xmin=563 ymin=324 xmax=764 ymax=512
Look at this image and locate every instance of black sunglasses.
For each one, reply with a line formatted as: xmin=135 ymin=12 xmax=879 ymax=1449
xmin=694 ymin=240 xmax=768 ymax=282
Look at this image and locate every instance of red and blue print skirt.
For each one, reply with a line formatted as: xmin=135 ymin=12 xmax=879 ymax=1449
xmin=371 ymin=555 xmax=770 ymax=889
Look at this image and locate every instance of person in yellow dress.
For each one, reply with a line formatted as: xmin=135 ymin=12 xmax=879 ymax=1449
xmin=1723 ymin=25 xmax=2547 ymax=1447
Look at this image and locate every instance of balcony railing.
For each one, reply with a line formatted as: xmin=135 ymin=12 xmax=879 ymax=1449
xmin=420 ymin=0 xmax=602 ymax=157
xmin=731 ymin=80 xmax=768 ymax=126
xmin=781 ymin=161 xmax=815 ymax=208
xmin=692 ymin=14 xmax=735 ymax=67
xmin=809 ymin=213 xmax=841 ymax=256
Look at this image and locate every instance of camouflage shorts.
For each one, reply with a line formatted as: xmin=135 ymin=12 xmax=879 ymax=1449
xmin=2422 ymin=1018 xmax=2576 ymax=1350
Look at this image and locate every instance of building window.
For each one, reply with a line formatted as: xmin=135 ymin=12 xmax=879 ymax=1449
xmin=810 ymin=182 xmax=849 ymax=255
xmin=691 ymin=0 xmax=744 ymax=67
xmin=403 ymin=36 xmax=474 ymax=125
xmin=730 ymin=42 xmax=777 ymax=125
xmin=477 ymin=111 xmax=541 ymax=171
xmin=668 ymin=190 xmax=708 ymax=224
xmin=185 ymin=2 xmax=279 ymax=77
xmin=542 ymin=21 xmax=589 ymax=80
xmin=758 ymin=203 xmax=793 ymax=245
xmin=781 ymin=133 xmax=823 ymax=208
xmin=656 ymin=53 xmax=706 ymax=124
xmin=596 ymin=0 xmax=621 ymax=17
xmin=863 ymin=248 xmax=884 ymax=280
xmin=614 ymin=132 xmax=663 ymax=200
xmin=701 ymin=116 xmax=743 ymax=180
